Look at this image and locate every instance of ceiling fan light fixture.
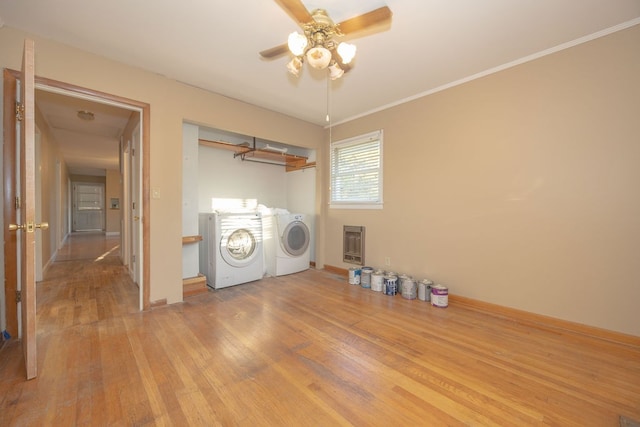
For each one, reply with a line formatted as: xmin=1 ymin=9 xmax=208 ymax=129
xmin=287 ymin=31 xmax=308 ymax=56
xmin=306 ymin=46 xmax=332 ymax=70
xmin=262 ymin=5 xmax=393 ymax=82
xmin=328 ymin=62 xmax=344 ymax=80
xmin=287 ymin=56 xmax=303 ymax=76
xmin=337 ymin=42 xmax=356 ymax=64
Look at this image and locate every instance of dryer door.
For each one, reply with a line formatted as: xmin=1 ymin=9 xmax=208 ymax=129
xmin=219 ymin=217 xmax=261 ymax=267
xmin=281 ymin=221 xmax=310 ymax=257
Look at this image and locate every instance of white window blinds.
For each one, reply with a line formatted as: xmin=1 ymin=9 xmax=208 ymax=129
xmin=330 ymin=130 xmax=383 ymax=208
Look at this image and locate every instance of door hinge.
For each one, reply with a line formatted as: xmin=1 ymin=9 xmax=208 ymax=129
xmin=15 ymin=102 xmax=24 ymax=121
xmin=15 ymin=196 xmax=21 ymax=210
xmin=16 ymin=290 xmax=22 ymax=303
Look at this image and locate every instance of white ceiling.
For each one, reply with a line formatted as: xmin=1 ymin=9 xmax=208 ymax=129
xmin=1 ymin=0 xmax=640 ymax=173
xmin=35 ymin=90 xmax=134 ymax=174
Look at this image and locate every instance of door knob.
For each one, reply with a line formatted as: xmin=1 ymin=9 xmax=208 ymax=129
xmin=8 ymin=222 xmax=49 ymax=232
xmin=134 ymin=216 xmax=140 ymax=221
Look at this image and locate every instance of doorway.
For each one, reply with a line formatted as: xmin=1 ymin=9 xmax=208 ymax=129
xmin=2 ymin=71 xmax=151 ymax=343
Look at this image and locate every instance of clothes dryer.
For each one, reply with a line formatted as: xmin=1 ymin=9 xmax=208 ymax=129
xmin=264 ymin=212 xmax=310 ymax=276
xmin=199 ymin=211 xmax=264 ymax=289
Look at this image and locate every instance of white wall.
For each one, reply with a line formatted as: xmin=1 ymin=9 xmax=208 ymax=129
xmin=198 ymin=145 xmax=288 ymax=212
xmin=182 ymin=123 xmax=200 ymax=279
xmin=186 ymin=123 xmax=317 ymax=272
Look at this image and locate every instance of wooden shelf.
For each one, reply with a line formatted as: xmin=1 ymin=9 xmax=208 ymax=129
xmin=182 ymin=235 xmax=203 ymax=245
xmin=199 ymin=138 xmax=315 ymax=172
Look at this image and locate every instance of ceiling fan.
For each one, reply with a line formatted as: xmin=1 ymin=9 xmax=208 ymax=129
xmin=260 ymin=0 xmax=392 ymax=80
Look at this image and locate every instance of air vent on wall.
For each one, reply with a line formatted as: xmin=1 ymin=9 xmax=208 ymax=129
xmin=343 ymin=225 xmax=365 ymax=265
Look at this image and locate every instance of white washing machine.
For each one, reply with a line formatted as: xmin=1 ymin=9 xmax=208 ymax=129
xmin=264 ymin=212 xmax=311 ymax=276
xmin=198 ymin=211 xmax=264 ymax=289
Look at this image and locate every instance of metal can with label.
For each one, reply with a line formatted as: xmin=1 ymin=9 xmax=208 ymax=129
xmin=431 ymin=284 xmax=448 ymax=308
xmin=420 ymin=279 xmax=433 ymax=302
xmin=384 ymin=275 xmax=397 ymax=296
xmin=401 ymin=277 xmax=417 ymax=300
xmin=361 ymin=267 xmax=373 ymax=288
xmin=348 ymin=267 xmax=361 ymax=285
xmin=371 ymin=270 xmax=385 ymax=292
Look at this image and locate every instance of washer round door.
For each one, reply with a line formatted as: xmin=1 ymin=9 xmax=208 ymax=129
xmin=220 ymin=227 xmax=259 ymax=267
xmin=281 ymin=221 xmax=310 ymax=257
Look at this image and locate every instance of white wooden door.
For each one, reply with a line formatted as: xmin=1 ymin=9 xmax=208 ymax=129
xmin=72 ymin=183 xmax=105 ymax=231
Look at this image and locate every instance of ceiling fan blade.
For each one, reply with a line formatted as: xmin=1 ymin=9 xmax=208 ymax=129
xmin=274 ymin=0 xmax=313 ymax=24
xmin=260 ymin=43 xmax=289 ymax=59
xmin=337 ymin=6 xmax=392 ymax=35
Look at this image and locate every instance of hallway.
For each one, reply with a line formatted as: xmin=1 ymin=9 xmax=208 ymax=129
xmin=37 ymin=233 xmax=139 ymax=335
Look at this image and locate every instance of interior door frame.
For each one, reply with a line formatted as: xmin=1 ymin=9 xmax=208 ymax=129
xmin=130 ymin=124 xmax=142 ymax=292
xmin=2 ymin=71 xmax=151 ymax=313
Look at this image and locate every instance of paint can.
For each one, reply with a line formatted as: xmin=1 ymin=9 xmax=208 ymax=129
xmin=371 ymin=270 xmax=385 ymax=292
xmin=397 ymin=274 xmax=410 ymax=295
xmin=361 ymin=267 xmax=373 ymax=289
xmin=348 ymin=267 xmax=361 ymax=285
xmin=418 ymin=281 xmax=426 ymax=301
xmin=419 ymin=279 xmax=433 ymax=302
xmin=384 ymin=275 xmax=398 ymax=296
xmin=431 ymin=284 xmax=448 ymax=308
xmin=401 ymin=277 xmax=417 ymax=300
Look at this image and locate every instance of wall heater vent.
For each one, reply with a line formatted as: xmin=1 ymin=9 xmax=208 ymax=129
xmin=343 ymin=225 xmax=365 ymax=265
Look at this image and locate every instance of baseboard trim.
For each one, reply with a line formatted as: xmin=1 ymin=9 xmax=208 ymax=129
xmin=450 ymin=295 xmax=639 ymax=348
xmin=150 ymin=299 xmax=167 ymax=308
xmin=323 ymin=264 xmax=348 ymax=277
xmin=322 ymin=264 xmax=639 ymax=348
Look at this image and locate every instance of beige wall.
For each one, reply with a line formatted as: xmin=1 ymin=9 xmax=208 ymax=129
xmin=34 ymin=105 xmax=66 ymax=271
xmin=0 ymin=26 xmax=323 ymax=305
xmin=321 ymin=25 xmax=640 ymax=336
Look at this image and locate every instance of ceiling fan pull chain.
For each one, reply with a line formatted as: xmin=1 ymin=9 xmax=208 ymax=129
xmin=326 ymin=77 xmax=331 ymax=124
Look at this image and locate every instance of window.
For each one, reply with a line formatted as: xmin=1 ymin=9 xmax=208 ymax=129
xmin=330 ymin=130 xmax=383 ymax=209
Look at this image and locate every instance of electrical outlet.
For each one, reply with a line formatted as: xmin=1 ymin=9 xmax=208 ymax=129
xmin=385 ymin=257 xmax=391 ymax=266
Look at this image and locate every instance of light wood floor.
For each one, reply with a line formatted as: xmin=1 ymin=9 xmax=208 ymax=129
xmin=1 ymin=233 xmax=639 ymax=426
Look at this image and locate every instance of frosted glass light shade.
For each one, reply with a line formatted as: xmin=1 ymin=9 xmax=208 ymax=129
xmin=306 ymin=46 xmax=332 ymax=69
xmin=287 ymin=57 xmax=303 ymax=76
xmin=337 ymin=42 xmax=356 ymax=64
xmin=287 ymin=32 xmax=308 ymax=56
xmin=328 ymin=63 xmax=344 ymax=80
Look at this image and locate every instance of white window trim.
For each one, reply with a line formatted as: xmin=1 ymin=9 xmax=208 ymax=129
xmin=330 ymin=130 xmax=383 ymax=210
